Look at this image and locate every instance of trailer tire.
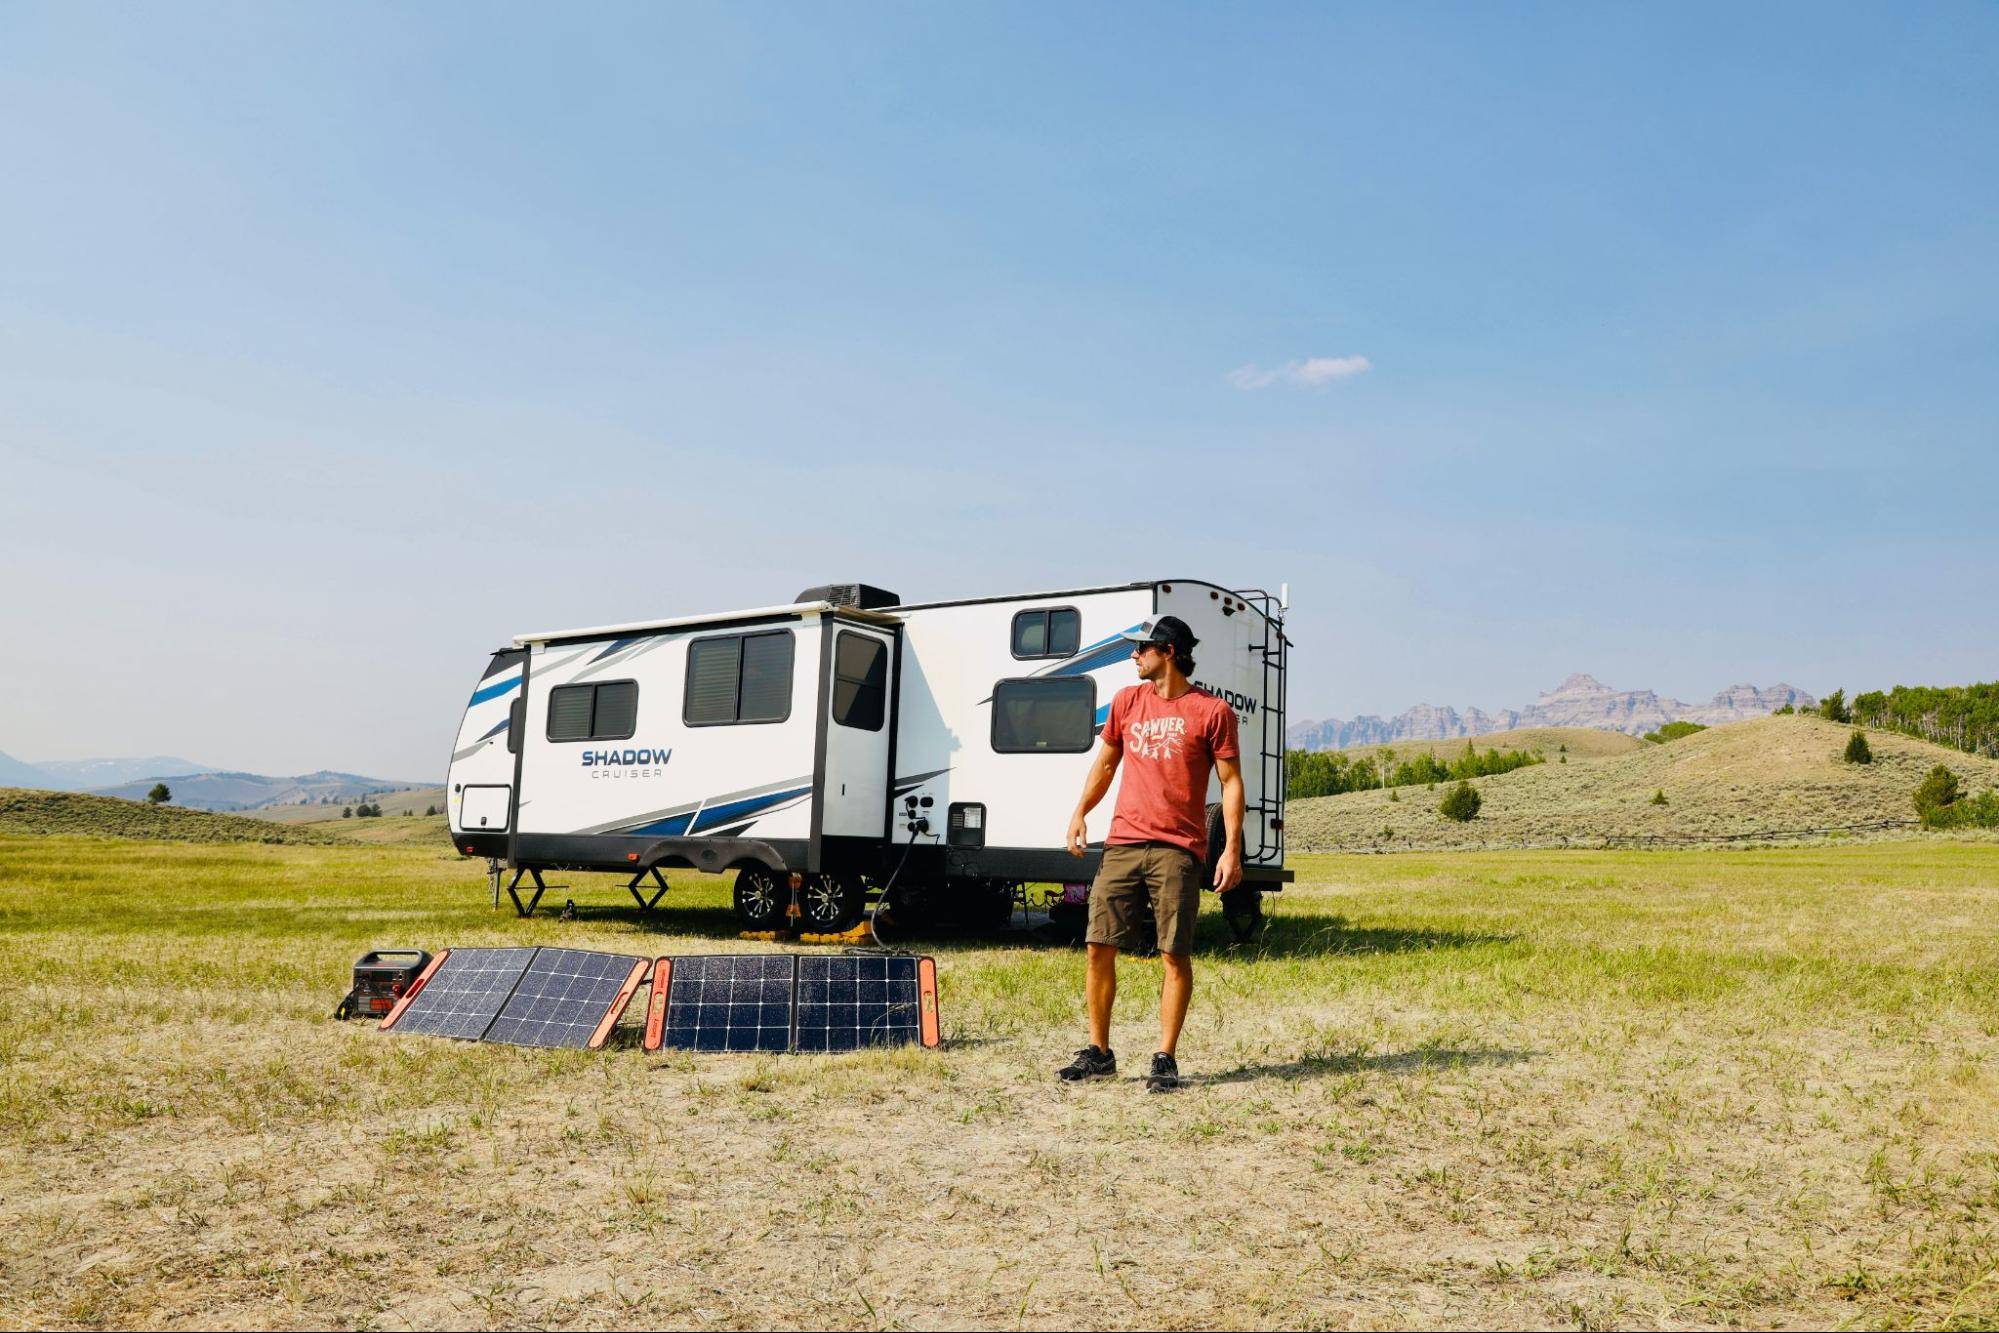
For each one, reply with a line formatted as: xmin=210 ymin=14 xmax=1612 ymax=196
xmin=734 ymin=867 xmax=787 ymax=932
xmin=1207 ymin=802 xmax=1264 ymax=942
xmin=798 ymin=875 xmax=866 ymax=934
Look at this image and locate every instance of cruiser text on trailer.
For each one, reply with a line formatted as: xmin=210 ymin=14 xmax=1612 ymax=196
xmin=446 ymin=579 xmax=1292 ymax=933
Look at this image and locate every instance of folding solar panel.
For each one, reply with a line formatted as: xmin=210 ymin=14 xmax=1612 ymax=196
xmin=380 ymin=947 xmax=535 ymax=1040
xmin=483 ymin=948 xmax=650 ymax=1049
xmin=644 ymin=953 xmax=940 ymax=1054
xmin=379 ymin=946 xmax=649 ymax=1050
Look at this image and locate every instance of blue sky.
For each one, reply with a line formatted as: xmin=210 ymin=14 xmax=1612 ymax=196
xmin=2 ymin=3 xmax=1995 ymax=779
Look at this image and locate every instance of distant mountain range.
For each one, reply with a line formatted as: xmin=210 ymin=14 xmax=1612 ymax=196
xmin=1288 ymin=674 xmax=1817 ymax=752
xmin=0 ymin=751 xmax=427 ymax=811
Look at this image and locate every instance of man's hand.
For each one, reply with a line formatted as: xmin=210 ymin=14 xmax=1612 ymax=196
xmin=1211 ymin=844 xmax=1243 ymax=893
xmin=1066 ymin=811 xmax=1090 ymax=856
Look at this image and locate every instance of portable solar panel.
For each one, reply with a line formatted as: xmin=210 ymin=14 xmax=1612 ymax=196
xmin=643 ymin=953 xmax=940 ymax=1054
xmin=379 ymin=946 xmax=649 ymax=1049
xmin=380 ymin=947 xmax=535 ymax=1040
xmin=483 ymin=948 xmax=650 ymax=1050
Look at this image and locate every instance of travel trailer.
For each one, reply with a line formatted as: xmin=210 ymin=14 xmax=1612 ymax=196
xmin=446 ymin=579 xmax=1291 ymax=933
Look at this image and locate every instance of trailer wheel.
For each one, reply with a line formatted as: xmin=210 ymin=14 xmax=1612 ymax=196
xmin=734 ymin=867 xmax=787 ymax=932
xmin=798 ymin=875 xmax=866 ymax=933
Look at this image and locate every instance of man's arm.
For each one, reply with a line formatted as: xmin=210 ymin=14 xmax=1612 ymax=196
xmin=1067 ymin=740 xmax=1122 ymax=855
xmin=1212 ymin=755 xmax=1245 ymax=891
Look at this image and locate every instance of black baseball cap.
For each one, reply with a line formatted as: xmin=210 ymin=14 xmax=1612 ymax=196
xmin=1119 ymin=615 xmax=1198 ymax=657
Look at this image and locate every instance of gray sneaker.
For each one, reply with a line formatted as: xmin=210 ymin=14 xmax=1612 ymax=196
xmin=1145 ymin=1052 xmax=1181 ymax=1093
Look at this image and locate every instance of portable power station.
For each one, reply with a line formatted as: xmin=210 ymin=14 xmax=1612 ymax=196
xmin=335 ymin=949 xmax=433 ymax=1021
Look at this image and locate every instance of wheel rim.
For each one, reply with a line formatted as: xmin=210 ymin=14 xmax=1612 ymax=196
xmin=741 ymin=873 xmax=779 ymax=921
xmin=802 ymin=878 xmax=845 ymax=924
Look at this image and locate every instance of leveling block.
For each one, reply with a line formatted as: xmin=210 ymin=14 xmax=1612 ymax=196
xmin=379 ymin=947 xmax=649 ymax=1050
xmin=645 ymin=954 xmax=941 ymax=1054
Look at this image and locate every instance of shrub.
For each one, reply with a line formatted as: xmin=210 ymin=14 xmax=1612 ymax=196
xmin=1843 ymin=730 xmax=1872 ymax=764
xmin=1439 ymin=781 xmax=1481 ymax=822
xmin=1387 ymin=788 xmax=1399 ymax=802
xmin=1914 ymin=765 xmax=1960 ymax=826
xmin=1644 ymin=721 xmax=1707 ymax=744
xmin=342 ymin=806 xmax=353 ymax=818
xmin=1773 ymin=704 xmax=1795 ymax=716
xmin=145 ymin=783 xmax=171 ymax=805
xmin=1651 ymin=789 xmax=1668 ymax=806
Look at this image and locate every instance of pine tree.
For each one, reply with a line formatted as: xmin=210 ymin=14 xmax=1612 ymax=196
xmin=146 ymin=783 xmax=170 ymax=805
xmin=1651 ymin=789 xmax=1668 ymax=806
xmin=1439 ymin=780 xmax=1481 ymax=822
xmin=1914 ymin=765 xmax=1961 ymax=826
xmin=1843 ymin=730 xmax=1872 ymax=765
xmin=1820 ymin=689 xmax=1850 ymax=724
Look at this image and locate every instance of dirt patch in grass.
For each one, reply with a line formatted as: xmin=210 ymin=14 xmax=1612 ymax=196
xmin=1 ymin=837 xmax=1997 ymax=1328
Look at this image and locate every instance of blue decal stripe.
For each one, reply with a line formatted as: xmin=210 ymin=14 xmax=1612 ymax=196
xmin=624 ymin=813 xmax=695 ymax=837
xmin=692 ymin=785 xmax=812 ymax=834
xmin=593 ymin=636 xmax=641 ymax=663
xmin=1047 ymin=630 xmax=1142 ymax=677
xmin=469 ymin=674 xmax=522 ymax=706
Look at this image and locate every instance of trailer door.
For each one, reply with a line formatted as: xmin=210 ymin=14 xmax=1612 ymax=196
xmin=818 ymin=624 xmax=896 ymax=840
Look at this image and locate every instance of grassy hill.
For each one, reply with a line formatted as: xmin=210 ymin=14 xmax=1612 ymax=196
xmin=0 ymin=788 xmax=340 ymax=845
xmin=254 ymin=786 xmax=447 ymax=823
xmin=1287 ymin=713 xmax=1999 ymax=851
xmin=1329 ymin=726 xmax=1646 ymax=765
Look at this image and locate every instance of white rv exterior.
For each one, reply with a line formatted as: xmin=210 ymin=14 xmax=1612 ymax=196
xmin=446 ymin=580 xmax=1289 ymax=930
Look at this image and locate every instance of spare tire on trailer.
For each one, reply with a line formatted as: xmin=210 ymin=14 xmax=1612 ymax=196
xmin=1208 ymin=801 xmax=1264 ymax=942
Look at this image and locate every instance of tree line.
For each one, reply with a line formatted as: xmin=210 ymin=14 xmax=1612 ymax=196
xmin=1846 ymin=683 xmax=1999 ymax=759
xmin=1287 ymin=740 xmax=1544 ymax=800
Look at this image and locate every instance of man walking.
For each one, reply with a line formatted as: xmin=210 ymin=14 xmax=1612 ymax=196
xmin=1059 ymin=615 xmax=1244 ymax=1091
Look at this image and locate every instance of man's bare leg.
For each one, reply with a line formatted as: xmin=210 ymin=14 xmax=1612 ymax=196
xmin=1086 ymin=943 xmax=1119 ymax=1051
xmin=1158 ymin=951 xmax=1193 ymax=1056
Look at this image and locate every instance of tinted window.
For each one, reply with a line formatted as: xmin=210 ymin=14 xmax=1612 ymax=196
xmin=739 ymin=633 xmax=794 ymax=722
xmin=992 ymin=677 xmax=1096 ymax=753
xmin=684 ymin=631 xmax=795 ymax=725
xmin=546 ymin=681 xmax=638 ymax=742
xmin=1011 ymin=608 xmax=1081 ymax=659
xmin=832 ymin=632 xmax=887 ymax=731
xmin=685 ymin=638 xmax=741 ymax=724
xmin=594 ymin=680 xmax=639 ymax=737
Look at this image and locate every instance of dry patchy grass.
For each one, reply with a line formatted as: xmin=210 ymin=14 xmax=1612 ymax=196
xmin=1 ymin=836 xmax=1997 ymax=1329
xmin=1290 ymin=714 xmax=1999 ymax=852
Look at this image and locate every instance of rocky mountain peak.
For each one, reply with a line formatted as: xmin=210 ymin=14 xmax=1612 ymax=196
xmin=1289 ymin=674 xmax=1818 ymax=752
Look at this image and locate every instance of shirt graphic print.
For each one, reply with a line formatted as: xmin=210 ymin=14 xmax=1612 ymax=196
xmin=1102 ymin=684 xmax=1241 ymax=859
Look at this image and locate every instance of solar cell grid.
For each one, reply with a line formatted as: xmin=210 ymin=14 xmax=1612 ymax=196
xmin=387 ymin=948 xmax=534 ymax=1041
xmin=484 ymin=948 xmax=648 ymax=1049
xmin=659 ymin=955 xmax=794 ymax=1053
xmin=795 ymin=955 xmax=921 ymax=1052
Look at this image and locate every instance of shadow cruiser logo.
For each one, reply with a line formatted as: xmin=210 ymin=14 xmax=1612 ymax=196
xmin=582 ymin=746 xmax=672 ymax=778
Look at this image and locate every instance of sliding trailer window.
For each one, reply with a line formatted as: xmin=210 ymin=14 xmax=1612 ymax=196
xmin=684 ymin=630 xmax=795 ymax=726
xmin=1010 ymin=607 xmax=1081 ymax=659
xmin=991 ymin=677 xmax=1096 ymax=753
xmin=546 ymin=680 xmax=639 ymax=742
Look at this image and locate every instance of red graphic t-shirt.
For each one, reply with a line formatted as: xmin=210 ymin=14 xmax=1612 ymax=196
xmin=1102 ymin=684 xmax=1242 ymax=859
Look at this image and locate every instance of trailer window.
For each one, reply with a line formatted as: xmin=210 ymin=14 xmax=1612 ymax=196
xmin=546 ymin=680 xmax=639 ymax=742
xmin=991 ymin=677 xmax=1096 ymax=753
xmin=685 ymin=630 xmax=795 ymax=725
xmin=832 ymin=632 xmax=887 ymax=731
xmin=1011 ymin=607 xmax=1081 ymax=659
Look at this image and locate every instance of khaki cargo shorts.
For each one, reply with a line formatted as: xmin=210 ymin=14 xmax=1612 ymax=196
xmin=1087 ymin=842 xmax=1203 ymax=956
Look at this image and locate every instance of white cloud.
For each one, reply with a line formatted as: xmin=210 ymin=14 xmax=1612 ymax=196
xmin=1228 ymin=355 xmax=1372 ymax=390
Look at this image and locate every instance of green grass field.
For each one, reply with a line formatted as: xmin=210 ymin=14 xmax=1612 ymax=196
xmin=2 ymin=835 xmax=1996 ymax=1329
